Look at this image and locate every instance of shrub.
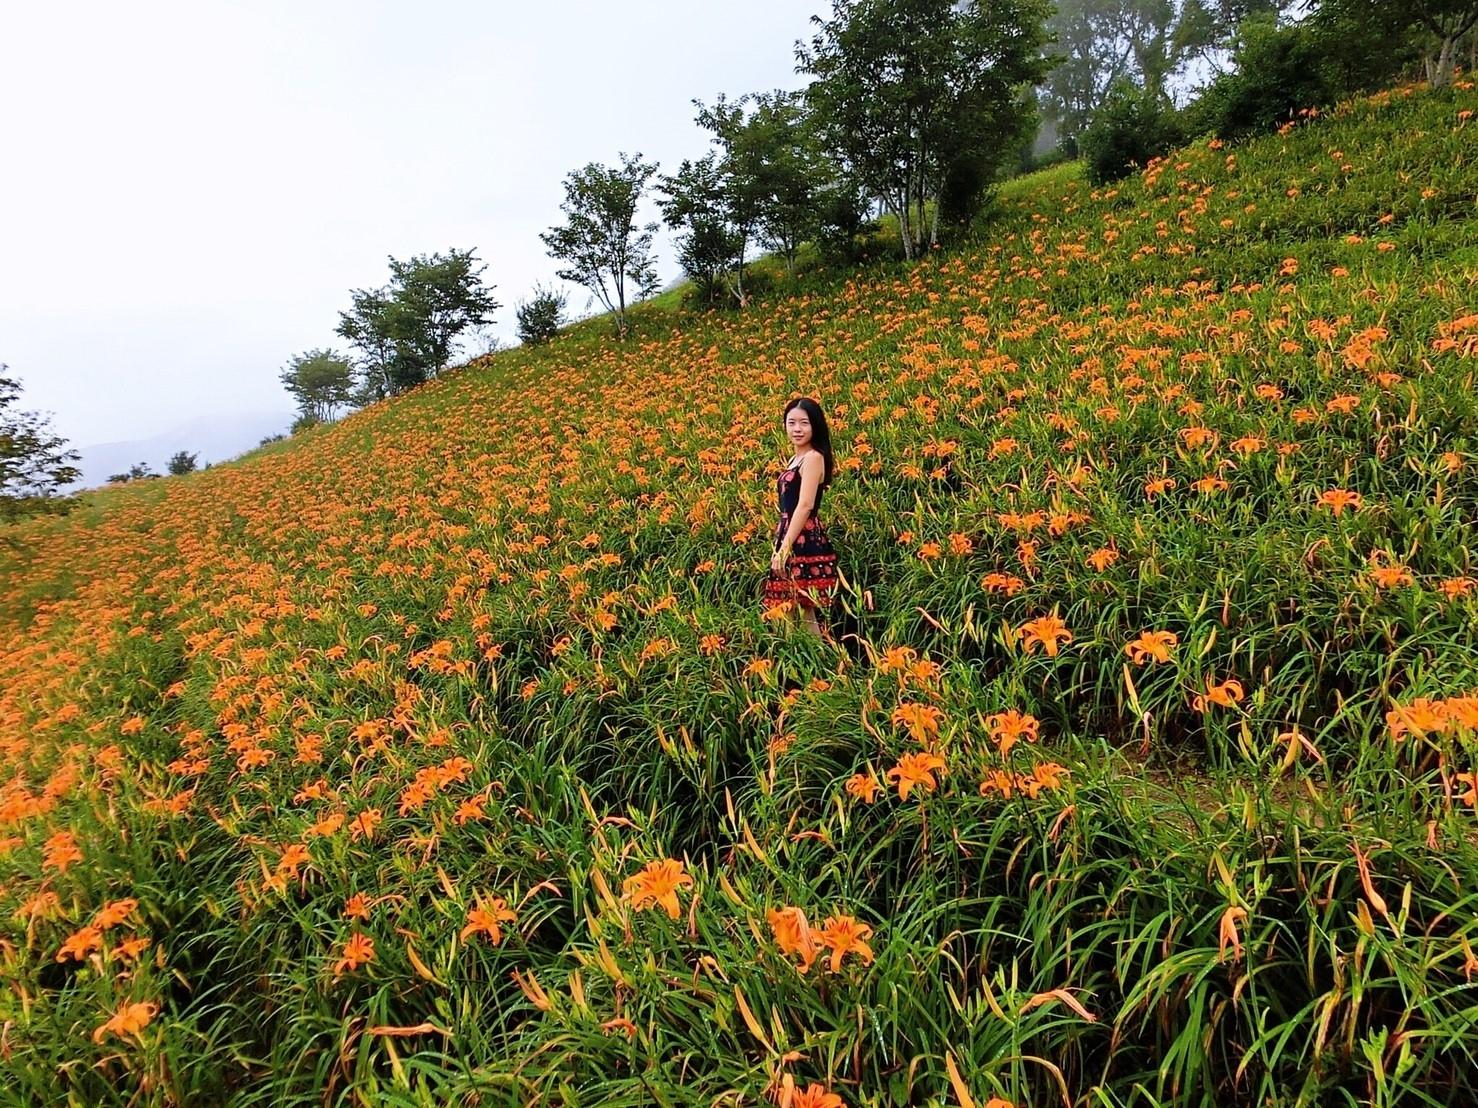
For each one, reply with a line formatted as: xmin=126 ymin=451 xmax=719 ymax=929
xmin=1080 ymin=82 xmax=1184 ymax=185
xmin=1186 ymin=16 xmax=1337 ymax=143
xmin=813 ymin=187 xmax=879 ymax=266
xmin=167 ymin=451 xmax=198 ymax=476
xmin=516 ymin=283 xmax=568 ymax=346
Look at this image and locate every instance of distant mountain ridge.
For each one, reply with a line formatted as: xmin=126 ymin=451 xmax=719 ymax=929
xmin=66 ymin=410 xmax=295 ymax=491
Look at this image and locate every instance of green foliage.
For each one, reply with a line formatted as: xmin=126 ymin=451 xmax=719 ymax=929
xmin=1081 ymin=81 xmax=1186 ymax=184
xmin=0 ymin=367 xmax=80 ymax=523
xmin=694 ymin=90 xmax=864 ymax=280
xmin=335 ymin=250 xmax=499 ymax=398
xmin=1039 ymin=0 xmax=1295 ymax=148
xmin=1184 ymin=15 xmax=1337 ymax=142
xmin=106 ymin=461 xmax=156 ymax=484
xmin=335 ymin=286 xmax=399 ymax=401
xmin=278 ymin=349 xmax=355 ymax=424
xmin=1312 ymin=0 xmax=1478 ymax=88
xmin=166 ymin=451 xmax=198 ymax=476
xmin=540 ymin=152 xmax=662 ymax=337
xmin=656 ymin=151 xmax=747 ymax=308
xmin=798 ymin=0 xmax=1054 ymax=259
xmin=515 ymin=283 xmax=568 ymax=346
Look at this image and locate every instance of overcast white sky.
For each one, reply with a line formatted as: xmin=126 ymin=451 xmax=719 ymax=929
xmin=1 ymin=1 xmax=829 ymax=447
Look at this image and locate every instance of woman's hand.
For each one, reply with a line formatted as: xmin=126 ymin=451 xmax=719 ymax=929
xmin=771 ymin=542 xmax=792 ymax=576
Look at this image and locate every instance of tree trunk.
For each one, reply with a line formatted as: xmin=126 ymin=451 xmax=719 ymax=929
xmin=614 ymin=267 xmax=628 ymax=337
xmin=904 ymin=162 xmax=916 ymax=255
xmin=895 ymin=191 xmax=913 ymax=261
xmin=1433 ymin=35 xmax=1456 ymax=88
xmin=733 ymin=238 xmax=748 ymax=309
xmin=929 ymin=172 xmax=940 ymax=248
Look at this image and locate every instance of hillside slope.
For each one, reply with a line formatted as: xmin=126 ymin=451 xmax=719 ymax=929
xmin=3 ymin=79 xmax=1477 ymax=1107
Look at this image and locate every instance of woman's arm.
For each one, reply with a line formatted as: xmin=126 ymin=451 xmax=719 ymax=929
xmin=778 ymin=453 xmax=825 ymax=554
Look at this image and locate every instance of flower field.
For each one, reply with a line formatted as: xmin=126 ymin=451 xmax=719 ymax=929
xmin=3 ymin=79 xmax=1477 ymax=1106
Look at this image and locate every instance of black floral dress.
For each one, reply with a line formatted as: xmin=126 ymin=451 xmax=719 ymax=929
xmin=762 ymin=457 xmax=840 ymax=614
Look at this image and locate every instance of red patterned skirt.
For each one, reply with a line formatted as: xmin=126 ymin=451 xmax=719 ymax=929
xmin=763 ymin=513 xmax=840 ymax=613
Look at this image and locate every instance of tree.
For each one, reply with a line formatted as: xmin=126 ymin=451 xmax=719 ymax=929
xmin=167 ymin=450 xmax=199 ymax=476
xmin=540 ymin=153 xmax=661 ymax=337
xmin=107 ymin=461 xmax=156 ymax=484
xmin=279 ymin=349 xmax=356 ymax=423
xmin=655 ymin=151 xmax=749 ymax=307
xmin=797 ymin=0 xmax=1054 ymax=260
xmin=336 ymin=249 xmax=499 ymax=398
xmin=1038 ymin=1 xmax=1296 ymax=149
xmin=336 ymin=287 xmax=398 ymax=402
xmin=1313 ymin=0 xmax=1477 ymax=87
xmin=383 ymin=249 xmax=500 ymax=379
xmin=691 ymin=90 xmax=858 ymax=281
xmin=1 ymin=367 xmax=81 ymax=523
xmin=1039 ymin=0 xmax=1149 ymax=148
xmin=516 ymin=283 xmax=568 ymax=345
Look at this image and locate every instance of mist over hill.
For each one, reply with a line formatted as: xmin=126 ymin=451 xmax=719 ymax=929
xmin=65 ymin=409 xmax=294 ymax=489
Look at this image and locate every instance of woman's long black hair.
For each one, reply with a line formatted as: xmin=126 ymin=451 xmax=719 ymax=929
xmin=784 ymin=396 xmax=835 ymax=491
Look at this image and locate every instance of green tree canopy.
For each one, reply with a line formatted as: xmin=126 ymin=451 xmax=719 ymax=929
xmin=1312 ymin=0 xmax=1477 ymax=86
xmin=336 ymin=249 xmax=500 ymax=398
xmin=0 ymin=367 xmax=81 ymax=523
xmin=797 ymin=0 xmax=1054 ymax=260
xmin=539 ymin=152 xmax=661 ymax=337
xmin=693 ymin=89 xmax=860 ymax=280
xmin=1039 ymin=0 xmax=1295 ymax=148
xmin=167 ymin=450 xmax=199 ymax=476
xmin=655 ymin=151 xmax=749 ymax=307
xmin=279 ymin=349 xmax=356 ymax=424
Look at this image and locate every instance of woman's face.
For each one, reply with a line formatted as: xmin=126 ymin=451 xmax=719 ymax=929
xmin=785 ymin=407 xmax=813 ymax=449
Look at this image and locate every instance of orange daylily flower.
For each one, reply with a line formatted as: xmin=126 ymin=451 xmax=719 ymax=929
xmin=333 ymin=932 xmax=376 ymax=977
xmin=885 ymin=750 xmax=948 ymax=800
xmin=1368 ymin=564 xmax=1414 ymax=589
xmin=816 ymin=913 xmax=874 ymax=972
xmin=92 ymin=1000 xmax=159 ymax=1044
xmin=1193 ymin=677 xmax=1246 ymax=712
xmin=978 ymin=769 xmax=1017 ymax=798
xmin=844 ymin=773 xmax=881 ymax=803
xmin=767 ymin=906 xmax=820 ymax=973
xmin=985 ymin=708 xmax=1040 ymax=755
xmin=56 ymin=925 xmax=104 ymax=963
xmin=93 ymin=898 xmax=139 ymax=930
xmin=1124 ymin=630 xmax=1178 ymax=665
xmin=460 ymin=895 xmax=518 ymax=944
xmin=980 ymin=571 xmax=1025 ymax=595
xmin=1018 ymin=615 xmax=1073 ymax=656
xmin=622 ymin=858 xmax=694 ymax=919
xmin=778 ymin=1076 xmax=846 ymax=1108
xmin=1315 ymin=488 xmax=1363 ymax=515
xmin=343 ymin=893 xmax=372 ymax=920
xmin=1385 ymin=698 xmax=1447 ymax=741
xmin=1453 ymin=772 xmax=1477 ymax=808
xmin=891 ymin=702 xmax=943 ymax=743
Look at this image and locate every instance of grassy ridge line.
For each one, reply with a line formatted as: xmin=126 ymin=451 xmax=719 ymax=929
xmin=0 ymin=78 xmax=1477 ymax=1106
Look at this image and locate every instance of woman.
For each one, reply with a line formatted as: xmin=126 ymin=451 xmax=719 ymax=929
xmin=762 ymin=397 xmax=840 ymax=639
